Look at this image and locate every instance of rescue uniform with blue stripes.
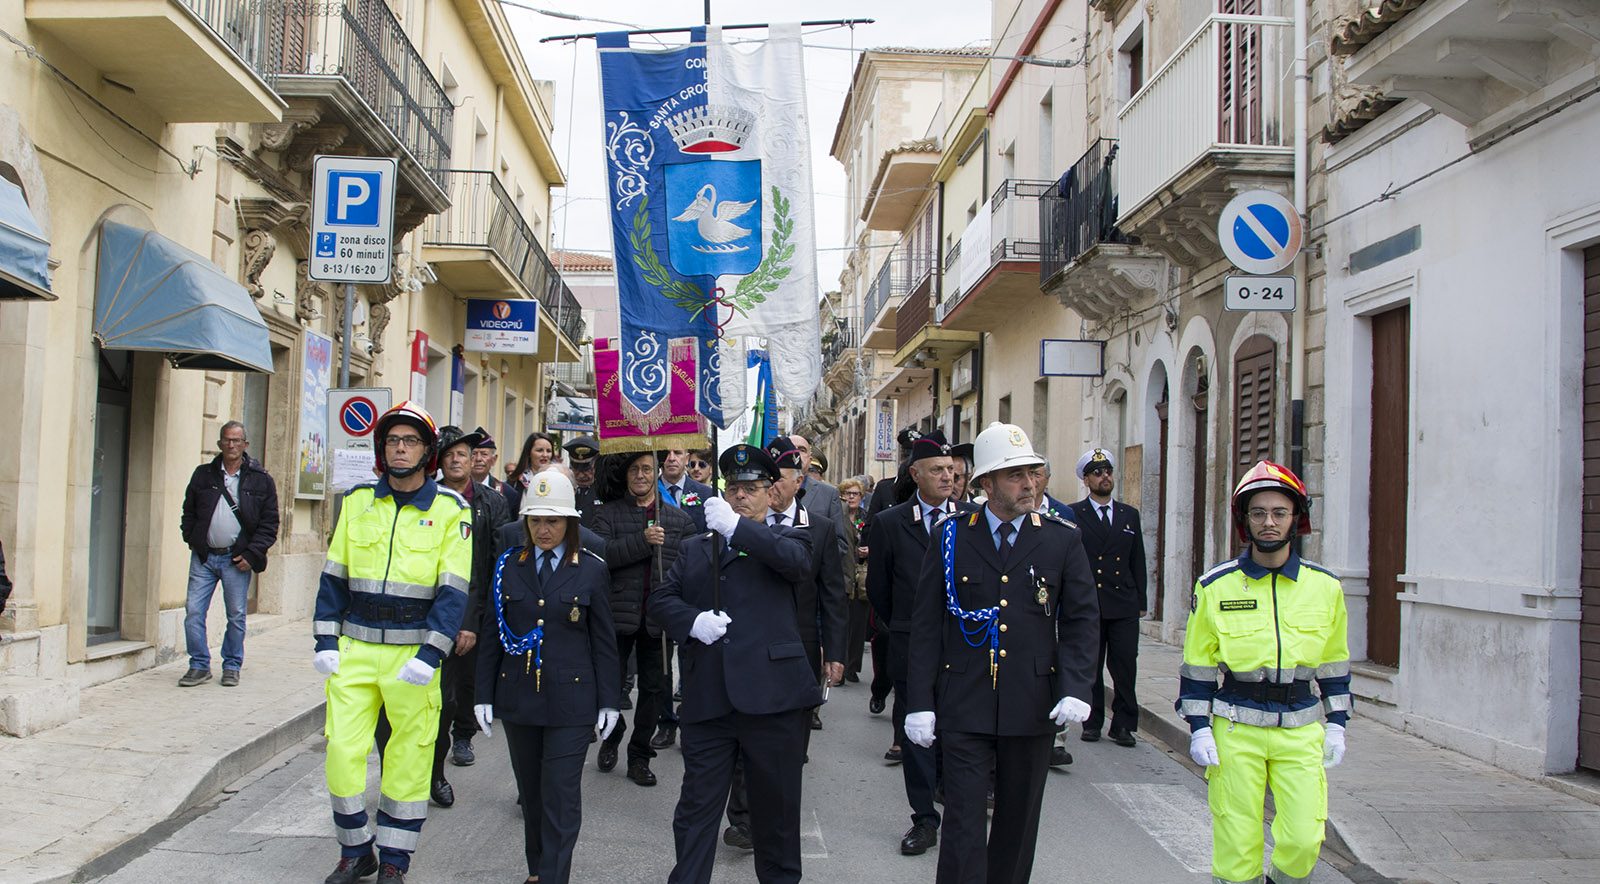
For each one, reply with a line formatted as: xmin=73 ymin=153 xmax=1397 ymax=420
xmin=1178 ymin=551 xmax=1351 ymax=884
xmin=314 ymin=477 xmax=473 ymax=872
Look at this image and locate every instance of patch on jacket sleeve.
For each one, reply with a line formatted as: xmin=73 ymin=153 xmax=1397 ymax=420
xmin=1218 ymin=599 xmax=1258 ymax=612
xmin=459 ymin=522 xmax=472 ymax=540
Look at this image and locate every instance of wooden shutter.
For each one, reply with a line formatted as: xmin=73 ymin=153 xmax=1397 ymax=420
xmin=1233 ymin=336 xmax=1276 ymax=480
xmin=1581 ymin=245 xmax=1600 ymax=771
xmin=1217 ymin=0 xmax=1263 ymax=144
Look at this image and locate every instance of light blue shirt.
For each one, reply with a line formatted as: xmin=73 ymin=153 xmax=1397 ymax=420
xmin=535 ymin=542 xmax=567 ymax=575
xmin=983 ymin=506 xmax=1028 ymax=551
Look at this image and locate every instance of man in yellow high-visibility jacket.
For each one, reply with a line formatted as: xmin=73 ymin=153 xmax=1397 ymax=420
xmin=1178 ymin=460 xmax=1351 ymax=884
xmin=313 ymin=401 xmax=472 ymax=884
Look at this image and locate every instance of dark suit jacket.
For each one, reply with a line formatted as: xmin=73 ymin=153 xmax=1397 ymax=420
xmin=647 ymin=519 xmax=820 ymax=722
xmin=907 ymin=508 xmax=1101 ymax=736
xmin=866 ymin=496 xmax=973 ymax=681
xmin=475 ymin=547 xmax=623 ymax=726
xmin=662 ymin=476 xmax=713 ymax=533
xmin=787 ymin=506 xmax=849 ymax=668
xmin=1069 ymin=498 xmax=1149 ymax=619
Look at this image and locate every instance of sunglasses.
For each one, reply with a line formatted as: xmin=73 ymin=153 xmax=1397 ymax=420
xmin=688 ymin=460 xmax=710 ymax=469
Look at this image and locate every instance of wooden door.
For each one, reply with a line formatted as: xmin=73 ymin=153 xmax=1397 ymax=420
xmin=1580 ymin=245 xmax=1600 ymax=771
xmin=1367 ymin=306 xmax=1410 ymax=667
xmin=1154 ymin=386 xmax=1170 ymax=621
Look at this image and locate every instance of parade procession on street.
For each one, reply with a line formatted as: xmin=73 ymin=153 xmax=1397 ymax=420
xmin=3 ymin=1 xmax=1600 ymax=883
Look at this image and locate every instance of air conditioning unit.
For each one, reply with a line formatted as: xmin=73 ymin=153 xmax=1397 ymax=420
xmin=950 ymin=350 xmax=975 ymax=397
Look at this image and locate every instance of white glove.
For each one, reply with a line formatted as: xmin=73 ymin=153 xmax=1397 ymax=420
xmin=703 ymin=495 xmax=739 ymax=539
xmin=313 ymin=649 xmax=340 ymax=677
xmin=396 ymin=657 xmax=436 ymax=686
xmin=689 ymin=610 xmax=733 ymax=645
xmin=474 ymin=704 xmax=494 ymax=737
xmin=905 ymin=710 xmax=937 ymax=748
xmin=597 ymin=708 xmax=620 ymax=741
xmin=1189 ymin=727 xmax=1220 ymax=767
xmin=1323 ymin=723 xmax=1346 ymax=768
xmin=1049 ymin=696 xmax=1092 ymax=726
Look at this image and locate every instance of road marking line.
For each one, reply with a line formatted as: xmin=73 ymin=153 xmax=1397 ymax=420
xmin=801 ymin=809 xmax=828 ymax=858
xmin=1094 ymin=782 xmax=1213 ymax=873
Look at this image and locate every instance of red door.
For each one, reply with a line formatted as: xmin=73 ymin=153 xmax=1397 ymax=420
xmin=1367 ymin=306 xmax=1409 ymax=668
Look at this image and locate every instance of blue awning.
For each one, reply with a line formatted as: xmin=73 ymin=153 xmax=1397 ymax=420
xmin=0 ymin=177 xmax=54 ymax=300
xmin=94 ymin=220 xmax=273 ymax=373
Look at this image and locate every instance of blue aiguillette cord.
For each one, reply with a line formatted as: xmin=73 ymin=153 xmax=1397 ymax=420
xmin=941 ymin=517 xmax=1000 ymax=656
xmin=493 ymin=548 xmax=543 ymax=674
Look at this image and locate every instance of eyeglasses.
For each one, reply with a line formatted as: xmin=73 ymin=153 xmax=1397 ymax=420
xmin=1247 ymin=508 xmax=1294 ymax=524
xmin=385 ymin=435 xmax=425 ymax=449
xmin=688 ymin=460 xmax=709 ymax=469
xmin=726 ymin=481 xmax=771 ymax=496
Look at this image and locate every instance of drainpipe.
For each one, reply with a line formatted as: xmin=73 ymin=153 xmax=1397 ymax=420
xmin=1289 ymin=0 xmax=1309 ymax=478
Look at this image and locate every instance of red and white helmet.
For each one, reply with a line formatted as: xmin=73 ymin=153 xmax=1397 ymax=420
xmin=373 ymin=400 xmax=439 ymax=476
xmin=1231 ymin=460 xmax=1312 ymax=543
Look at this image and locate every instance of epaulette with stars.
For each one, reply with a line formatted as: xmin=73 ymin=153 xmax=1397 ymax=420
xmin=581 ymin=548 xmax=606 ymax=563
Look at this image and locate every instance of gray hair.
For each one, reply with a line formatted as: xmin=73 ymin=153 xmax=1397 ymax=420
xmin=219 ymin=420 xmax=247 ymax=442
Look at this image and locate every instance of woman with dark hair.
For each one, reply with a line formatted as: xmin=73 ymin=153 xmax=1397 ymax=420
xmin=475 ymin=469 xmax=621 ymax=884
xmin=505 ymin=432 xmax=558 ymax=514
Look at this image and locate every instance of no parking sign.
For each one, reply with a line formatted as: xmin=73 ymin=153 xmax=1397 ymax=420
xmin=1218 ymin=190 xmax=1302 ymax=275
xmin=328 ymin=387 xmax=392 ymax=493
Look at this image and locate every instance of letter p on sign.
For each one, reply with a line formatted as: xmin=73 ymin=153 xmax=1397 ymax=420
xmin=327 ymin=171 xmax=382 ymax=226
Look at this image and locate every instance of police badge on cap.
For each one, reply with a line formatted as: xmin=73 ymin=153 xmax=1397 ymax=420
xmin=1076 ymin=446 xmax=1116 ymax=478
xmin=908 ymin=429 xmax=952 ymax=465
xmin=720 ymin=444 xmax=779 ymax=483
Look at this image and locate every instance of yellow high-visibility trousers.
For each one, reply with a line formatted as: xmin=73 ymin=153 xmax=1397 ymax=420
xmin=1207 ymin=718 xmax=1327 ymax=884
xmin=324 ymin=636 xmax=441 ymax=867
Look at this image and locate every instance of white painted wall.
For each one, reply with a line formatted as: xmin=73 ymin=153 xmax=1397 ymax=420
xmin=1322 ymin=99 xmax=1599 ymax=776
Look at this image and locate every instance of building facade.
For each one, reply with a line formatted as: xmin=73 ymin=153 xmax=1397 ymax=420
xmin=0 ymin=0 xmax=580 ymax=734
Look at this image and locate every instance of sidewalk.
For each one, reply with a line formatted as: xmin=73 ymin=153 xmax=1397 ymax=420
xmin=1131 ymin=635 xmax=1600 ymax=884
xmin=0 ymin=618 xmax=327 ymax=884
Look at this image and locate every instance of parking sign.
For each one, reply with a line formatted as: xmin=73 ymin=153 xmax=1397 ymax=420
xmin=310 ymin=156 xmax=396 ymax=284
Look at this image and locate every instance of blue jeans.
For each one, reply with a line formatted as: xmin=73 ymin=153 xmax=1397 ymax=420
xmin=184 ymin=551 xmax=251 ymax=671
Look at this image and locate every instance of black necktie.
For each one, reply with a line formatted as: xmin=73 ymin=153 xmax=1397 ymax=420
xmin=671 ymin=485 xmax=682 ymax=504
xmin=771 ymin=512 xmax=787 ymax=526
xmin=1099 ymin=505 xmax=1111 ymax=527
xmin=538 ymin=552 xmax=554 ymax=587
xmin=996 ymin=522 xmax=1014 ymax=568
xmin=924 ymin=507 xmax=936 ymax=534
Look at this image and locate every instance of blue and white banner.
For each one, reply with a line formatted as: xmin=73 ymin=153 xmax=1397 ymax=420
xmin=598 ymin=24 xmax=818 ymax=430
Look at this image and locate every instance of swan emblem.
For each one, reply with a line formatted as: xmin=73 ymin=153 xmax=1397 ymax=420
xmin=672 ymin=184 xmax=756 ymax=252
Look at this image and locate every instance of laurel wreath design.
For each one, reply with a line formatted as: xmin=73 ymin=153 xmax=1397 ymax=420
xmin=628 ymin=186 xmax=795 ymax=324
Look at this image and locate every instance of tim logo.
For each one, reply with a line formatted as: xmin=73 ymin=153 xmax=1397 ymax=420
xmin=493 ymin=301 xmax=512 ymax=320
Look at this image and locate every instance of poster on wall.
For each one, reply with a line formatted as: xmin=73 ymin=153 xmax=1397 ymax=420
xmin=874 ymin=401 xmax=896 ymax=462
xmin=547 ymin=396 xmax=597 ymax=433
xmin=297 ymin=330 xmax=334 ymax=499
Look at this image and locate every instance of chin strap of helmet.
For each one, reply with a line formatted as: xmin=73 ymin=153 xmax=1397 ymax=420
xmin=1249 ymin=531 xmax=1290 ymax=554
xmin=386 ymin=461 xmax=424 ymax=479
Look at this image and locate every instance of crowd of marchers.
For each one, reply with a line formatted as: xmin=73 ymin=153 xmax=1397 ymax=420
xmin=175 ymin=400 xmax=1351 ymax=884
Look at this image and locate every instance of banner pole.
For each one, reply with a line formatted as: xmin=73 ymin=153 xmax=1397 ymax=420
xmin=340 ymin=282 xmax=354 ymax=388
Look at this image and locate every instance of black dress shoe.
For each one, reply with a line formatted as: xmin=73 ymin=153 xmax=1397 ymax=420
xmin=884 ymin=745 xmax=902 ymax=763
xmin=1049 ymin=746 xmax=1073 ymax=767
xmin=649 ymin=722 xmax=678 ymax=749
xmin=900 ymin=823 xmax=938 ymax=855
xmin=597 ymin=742 xmax=619 ymax=772
xmin=1109 ymin=727 xmax=1137 ymax=748
xmin=1080 ymin=729 xmax=1101 ymax=742
xmin=722 ymin=824 xmax=754 ymax=850
xmin=431 ymin=777 xmax=455 ymax=807
xmin=845 ymin=672 xmax=860 ymax=683
xmin=809 ymin=710 xmax=823 ymax=730
xmin=376 ymin=863 xmax=405 ymax=883
xmin=324 ymin=850 xmax=377 ymax=884
xmin=869 ymin=696 xmax=886 ymax=714
xmin=626 ymin=760 xmax=658 ymax=787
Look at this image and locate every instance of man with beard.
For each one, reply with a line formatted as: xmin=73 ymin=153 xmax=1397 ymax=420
xmin=904 ymin=422 xmax=1099 ymax=884
xmin=866 ymin=429 xmax=973 ymax=857
xmin=590 ymin=451 xmax=695 ymax=787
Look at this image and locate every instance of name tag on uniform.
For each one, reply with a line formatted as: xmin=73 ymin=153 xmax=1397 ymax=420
xmin=1219 ymin=599 xmax=1258 ymax=612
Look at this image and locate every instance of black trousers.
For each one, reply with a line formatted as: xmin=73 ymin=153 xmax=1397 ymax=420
xmin=892 ymin=679 xmax=940 ymax=827
xmin=669 ymin=709 xmax=808 ymax=884
xmin=1084 ymin=615 xmax=1141 ymax=734
xmin=936 ymin=731 xmax=1052 ymax=884
xmin=607 ymin=626 xmax=665 ymax=762
xmin=446 ymin=645 xmax=479 ymax=742
xmin=869 ymin=626 xmax=892 ymax=705
xmin=503 ymin=722 xmax=591 ymax=884
xmin=845 ymin=598 xmax=870 ymax=676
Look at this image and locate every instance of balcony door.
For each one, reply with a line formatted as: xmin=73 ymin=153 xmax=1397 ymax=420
xmin=1218 ymin=0 xmax=1264 ymax=144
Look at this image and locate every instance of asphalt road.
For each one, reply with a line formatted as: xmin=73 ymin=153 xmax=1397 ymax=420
xmin=92 ymin=679 xmax=1356 ymax=883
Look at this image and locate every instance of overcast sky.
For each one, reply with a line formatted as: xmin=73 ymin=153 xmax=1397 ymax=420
xmin=502 ymin=0 xmax=993 ymax=291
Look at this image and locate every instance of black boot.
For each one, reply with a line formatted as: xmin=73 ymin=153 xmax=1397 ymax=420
xmin=376 ymin=862 xmax=406 ymax=883
xmin=324 ymin=849 xmax=378 ymax=884
xmin=431 ymin=776 xmax=455 ymax=807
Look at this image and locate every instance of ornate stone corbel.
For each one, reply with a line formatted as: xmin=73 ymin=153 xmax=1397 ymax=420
xmin=241 ymin=229 xmax=275 ymax=299
xmin=368 ymin=302 xmax=391 ymax=357
xmin=285 ymin=124 xmax=350 ymax=174
xmin=295 ymin=260 xmax=325 ymax=324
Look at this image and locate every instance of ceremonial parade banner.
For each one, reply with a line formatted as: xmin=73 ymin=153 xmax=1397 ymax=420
xmin=593 ymin=336 xmax=707 ymax=453
xmin=597 ymin=23 xmax=819 ymax=428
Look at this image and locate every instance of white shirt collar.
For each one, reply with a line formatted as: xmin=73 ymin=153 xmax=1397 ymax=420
xmin=769 ymin=499 xmax=799 ymax=523
xmin=915 ymin=492 xmax=950 ymax=518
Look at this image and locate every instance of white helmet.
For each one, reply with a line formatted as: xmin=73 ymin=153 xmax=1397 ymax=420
xmin=970 ymin=422 xmax=1047 ymax=481
xmin=519 ymin=469 xmax=579 ymax=518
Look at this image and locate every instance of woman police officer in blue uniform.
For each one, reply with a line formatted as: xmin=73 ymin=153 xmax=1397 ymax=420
xmin=474 ymin=470 xmax=623 ymax=884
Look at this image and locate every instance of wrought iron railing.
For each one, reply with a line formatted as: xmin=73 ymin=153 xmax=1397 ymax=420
xmin=264 ymin=0 xmax=453 ymax=187
xmin=822 ymin=321 xmax=858 ymax=366
xmin=546 ymin=359 xmax=594 ymax=389
xmin=425 ymin=170 xmax=584 ymax=345
xmin=182 ymin=0 xmax=271 ymax=71
xmin=1040 ymin=139 xmax=1133 ymax=285
xmin=864 ymin=244 xmax=914 ymax=330
xmin=937 ymin=239 xmax=961 ymax=321
xmin=936 ymin=179 xmax=1051 ymax=319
